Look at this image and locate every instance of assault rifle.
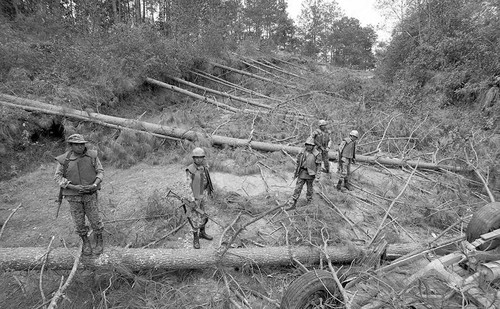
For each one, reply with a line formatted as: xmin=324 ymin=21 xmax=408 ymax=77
xmin=55 ymin=188 xmax=63 ymax=218
xmin=166 ymin=189 xmax=204 ymax=216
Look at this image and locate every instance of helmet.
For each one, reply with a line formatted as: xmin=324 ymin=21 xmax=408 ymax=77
xmin=66 ymin=134 xmax=87 ymax=144
xmin=192 ymin=147 xmax=206 ymax=157
xmin=349 ymin=130 xmax=359 ymax=138
xmin=305 ymin=137 xmax=315 ymax=145
xmin=318 ymin=120 xmax=328 ymax=126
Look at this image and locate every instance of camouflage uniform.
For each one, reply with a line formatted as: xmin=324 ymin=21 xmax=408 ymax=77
xmin=185 ymin=163 xmax=211 ymax=231
xmin=185 ymin=148 xmax=214 ymax=249
xmin=337 ymin=134 xmax=357 ymax=190
xmin=289 ymin=139 xmax=322 ymax=209
xmin=54 ymin=149 xmax=104 ymax=236
xmin=54 ymin=134 xmax=104 ymax=255
xmin=311 ymin=127 xmax=332 ymax=173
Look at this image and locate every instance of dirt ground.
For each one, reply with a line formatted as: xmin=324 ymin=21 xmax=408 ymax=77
xmin=0 ymin=157 xmax=429 ymax=250
xmin=0 ymin=143 xmax=476 ymax=308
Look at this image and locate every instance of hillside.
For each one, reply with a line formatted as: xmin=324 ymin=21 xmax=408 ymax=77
xmin=1 ymin=2 xmax=500 ymax=305
xmin=1 ymin=50 xmax=499 ymax=309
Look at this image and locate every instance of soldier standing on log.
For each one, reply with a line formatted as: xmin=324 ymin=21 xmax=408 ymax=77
xmin=185 ymin=147 xmax=214 ymax=249
xmin=310 ymin=119 xmax=332 ymax=174
xmin=287 ymin=137 xmax=322 ymax=210
xmin=337 ymin=130 xmax=358 ymax=191
xmin=54 ymin=134 xmax=104 ymax=256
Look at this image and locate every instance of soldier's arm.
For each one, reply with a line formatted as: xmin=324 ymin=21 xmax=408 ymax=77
xmin=94 ymin=157 xmax=104 ymax=185
xmin=184 ymin=170 xmax=195 ymax=200
xmin=54 ymin=162 xmax=70 ymax=188
xmin=315 ymin=153 xmax=323 ymax=164
xmin=338 ymin=140 xmax=346 ymax=154
xmin=327 ymin=132 xmax=332 ymax=149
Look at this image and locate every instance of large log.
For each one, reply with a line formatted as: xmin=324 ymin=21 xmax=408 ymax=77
xmin=0 ymin=94 xmax=468 ymax=172
xmin=192 ymin=70 xmax=281 ymax=102
xmin=210 ymin=62 xmax=305 ymax=91
xmin=0 ymin=243 xmax=423 ymax=271
xmin=145 ymin=78 xmax=310 ymax=119
xmin=164 ymin=74 xmax=273 ymax=109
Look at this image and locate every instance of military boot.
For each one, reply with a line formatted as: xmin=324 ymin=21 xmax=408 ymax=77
xmin=286 ymin=198 xmax=297 ymax=210
xmin=80 ymin=235 xmax=92 ymax=256
xmin=336 ymin=179 xmax=343 ymax=191
xmin=199 ymin=226 xmax=213 ymax=240
xmin=94 ymin=232 xmax=103 ymax=255
xmin=193 ymin=231 xmax=200 ymax=249
xmin=344 ymin=179 xmax=352 ymax=191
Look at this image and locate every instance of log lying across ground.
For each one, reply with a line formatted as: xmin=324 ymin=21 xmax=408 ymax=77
xmin=210 ymin=62 xmax=305 ymax=91
xmin=0 ymin=94 xmax=468 ymax=172
xmin=145 ymin=78 xmax=311 ymax=119
xmin=159 ymin=75 xmax=273 ymax=109
xmin=0 ymin=243 xmax=422 ymax=271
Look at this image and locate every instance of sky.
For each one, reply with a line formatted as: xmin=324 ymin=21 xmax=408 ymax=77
xmin=286 ymin=0 xmax=392 ymax=41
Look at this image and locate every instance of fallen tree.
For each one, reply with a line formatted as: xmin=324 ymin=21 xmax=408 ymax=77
xmin=191 ymin=70 xmax=281 ymax=102
xmin=162 ymin=75 xmax=273 ymax=109
xmin=210 ymin=62 xmax=305 ymax=91
xmin=144 ymin=78 xmax=310 ymax=119
xmin=0 ymin=243 xmax=423 ymax=271
xmin=0 ymin=94 xmax=469 ymax=172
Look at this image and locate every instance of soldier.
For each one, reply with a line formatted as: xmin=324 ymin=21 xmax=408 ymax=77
xmin=54 ymin=134 xmax=104 ymax=256
xmin=287 ymin=137 xmax=322 ymax=210
xmin=185 ymin=147 xmax=214 ymax=249
xmin=337 ymin=130 xmax=359 ymax=191
xmin=311 ymin=119 xmax=332 ymax=173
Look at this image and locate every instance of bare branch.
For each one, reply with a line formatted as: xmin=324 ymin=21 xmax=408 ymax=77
xmin=0 ymin=203 xmax=22 ymax=240
xmin=368 ymin=161 xmax=419 ymax=247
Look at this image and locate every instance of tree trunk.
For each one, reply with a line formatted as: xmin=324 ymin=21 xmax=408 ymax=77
xmin=111 ymin=0 xmax=118 ymax=23
xmin=163 ymin=75 xmax=273 ymax=109
xmin=0 ymin=94 xmax=469 ymax=172
xmin=145 ymin=78 xmax=309 ymax=119
xmin=12 ymin=0 xmax=19 ymax=19
xmin=191 ymin=70 xmax=281 ymax=102
xmin=0 ymin=243 xmax=422 ymax=271
xmin=135 ymin=0 xmax=141 ymax=24
xmin=210 ymin=62 xmax=305 ymax=91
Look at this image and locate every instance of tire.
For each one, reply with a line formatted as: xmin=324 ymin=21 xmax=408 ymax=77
xmin=466 ymin=202 xmax=500 ymax=251
xmin=280 ymin=270 xmax=344 ymax=309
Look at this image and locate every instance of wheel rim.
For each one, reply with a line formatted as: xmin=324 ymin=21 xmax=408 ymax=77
xmin=302 ymin=290 xmax=344 ymax=309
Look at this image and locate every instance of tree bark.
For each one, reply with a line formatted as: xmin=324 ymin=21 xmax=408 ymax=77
xmin=135 ymin=0 xmax=141 ymax=24
xmin=0 ymin=94 xmax=469 ymax=172
xmin=111 ymin=0 xmax=118 ymax=23
xmin=0 ymin=243 xmax=423 ymax=271
xmin=145 ymin=78 xmax=309 ymax=119
xmin=210 ymin=62 xmax=305 ymax=91
xmin=163 ymin=75 xmax=273 ymax=109
xmin=191 ymin=70 xmax=281 ymax=102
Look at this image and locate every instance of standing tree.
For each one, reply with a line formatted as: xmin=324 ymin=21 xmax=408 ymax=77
xmin=327 ymin=17 xmax=377 ymax=68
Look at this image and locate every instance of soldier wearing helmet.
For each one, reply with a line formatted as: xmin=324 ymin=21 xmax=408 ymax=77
xmin=337 ymin=130 xmax=359 ymax=191
xmin=310 ymin=119 xmax=332 ymax=173
xmin=287 ymin=137 xmax=322 ymax=210
xmin=54 ymin=134 xmax=104 ymax=256
xmin=185 ymin=147 xmax=214 ymax=249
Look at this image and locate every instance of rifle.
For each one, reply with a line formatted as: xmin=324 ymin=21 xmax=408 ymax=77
xmin=292 ymin=152 xmax=304 ymax=180
xmin=55 ymin=188 xmax=63 ymax=218
xmin=166 ymin=189 xmax=205 ymax=216
xmin=55 ymin=151 xmax=72 ymax=219
xmin=205 ymin=168 xmax=214 ymax=196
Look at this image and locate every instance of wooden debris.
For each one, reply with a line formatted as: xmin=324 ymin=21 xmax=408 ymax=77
xmin=0 ymin=243 xmax=423 ymax=271
xmin=0 ymin=94 xmax=470 ymax=172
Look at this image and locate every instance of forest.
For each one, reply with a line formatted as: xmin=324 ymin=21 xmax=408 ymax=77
xmin=1 ymin=0 xmax=500 ymax=308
